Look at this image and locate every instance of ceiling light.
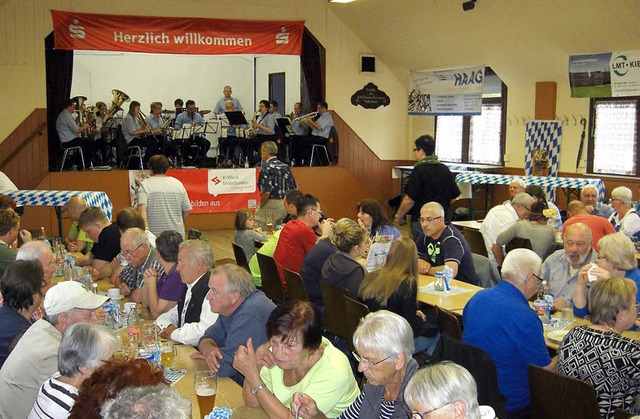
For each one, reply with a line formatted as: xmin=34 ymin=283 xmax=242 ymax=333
xmin=329 ymin=0 xmax=356 ymax=3
xmin=462 ymin=0 xmax=476 ymax=11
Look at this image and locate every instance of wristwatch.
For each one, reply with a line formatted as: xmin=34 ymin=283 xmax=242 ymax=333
xmin=251 ymin=382 xmax=267 ymax=395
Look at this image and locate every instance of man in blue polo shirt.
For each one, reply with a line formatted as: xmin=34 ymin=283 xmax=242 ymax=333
xmin=462 ymin=249 xmax=556 ymax=419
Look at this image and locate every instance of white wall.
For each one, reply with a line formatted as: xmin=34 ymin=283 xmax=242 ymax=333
xmin=71 ymin=51 xmax=299 ymax=114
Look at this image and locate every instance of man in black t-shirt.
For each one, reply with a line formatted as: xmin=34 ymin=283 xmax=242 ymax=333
xmin=393 ymin=135 xmax=460 ymax=240
xmin=75 ymin=206 xmax=121 ymax=279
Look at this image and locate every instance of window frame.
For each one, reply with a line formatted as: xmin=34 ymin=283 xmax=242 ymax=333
xmin=434 ymin=69 xmax=507 ymax=166
xmin=587 ymin=96 xmax=640 ymax=177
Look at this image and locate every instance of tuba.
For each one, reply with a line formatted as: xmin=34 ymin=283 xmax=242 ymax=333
xmin=103 ymin=89 xmax=131 ymax=125
xmin=72 ymin=96 xmax=95 ymax=137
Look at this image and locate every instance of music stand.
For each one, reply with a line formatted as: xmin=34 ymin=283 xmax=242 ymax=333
xmin=277 ymin=118 xmax=295 ymax=135
xmin=225 ymin=110 xmax=249 ymax=126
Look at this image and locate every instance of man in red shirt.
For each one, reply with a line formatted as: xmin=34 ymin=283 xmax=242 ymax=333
xmin=563 ymin=200 xmax=615 ymax=251
xmin=273 ymin=194 xmax=333 ymax=283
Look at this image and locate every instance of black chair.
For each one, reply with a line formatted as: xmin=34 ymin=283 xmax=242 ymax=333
xmin=319 ymin=282 xmax=350 ymax=341
xmin=528 ymin=364 xmax=600 ymax=419
xmin=256 ymin=253 xmax=285 ymax=304
xmin=343 ymin=296 xmax=369 ymax=351
xmin=283 ymin=268 xmax=308 ymax=301
xmin=231 ymin=243 xmax=250 ymax=272
xmin=505 ymin=237 xmax=532 ymax=254
xmin=463 ymin=228 xmax=487 ymax=257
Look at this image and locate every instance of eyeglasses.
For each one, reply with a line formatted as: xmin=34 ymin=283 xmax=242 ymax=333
xmin=412 ymin=148 xmax=419 ymax=152
xmin=352 ymin=351 xmax=394 ymax=367
xmin=409 ymin=403 xmax=451 ymax=418
xmin=310 ymin=208 xmax=323 ymax=216
xmin=123 ymin=243 xmax=144 ymax=257
xmin=418 ymin=216 xmax=442 ymax=223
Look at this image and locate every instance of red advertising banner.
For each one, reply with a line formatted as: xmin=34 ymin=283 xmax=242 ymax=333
xmin=166 ymin=169 xmax=261 ymax=214
xmin=51 ymin=10 xmax=304 ymax=55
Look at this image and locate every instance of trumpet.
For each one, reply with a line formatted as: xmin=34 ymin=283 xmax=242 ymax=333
xmin=294 ymin=111 xmax=318 ymax=122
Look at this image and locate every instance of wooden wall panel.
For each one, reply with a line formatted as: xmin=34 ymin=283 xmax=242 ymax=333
xmin=0 ymin=108 xmax=48 ymax=189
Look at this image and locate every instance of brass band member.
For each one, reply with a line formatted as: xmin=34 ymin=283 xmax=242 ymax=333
xmin=55 ymin=98 xmax=97 ymax=167
xmin=291 ymin=102 xmax=309 ymax=164
xmin=91 ymin=101 xmax=110 ymax=165
xmin=303 ymin=101 xmax=333 ymax=166
xmin=146 ymin=102 xmax=178 ymax=160
xmin=219 ymin=100 xmax=243 ymax=165
xmin=122 ymin=101 xmax=159 ymax=166
xmin=174 ymin=99 xmax=210 ymax=167
xmin=251 ymin=99 xmax=276 ymax=159
xmin=214 ymin=86 xmax=243 ymax=114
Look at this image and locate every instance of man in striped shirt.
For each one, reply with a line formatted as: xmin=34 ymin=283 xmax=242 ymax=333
xmin=29 ymin=323 xmax=117 ymax=419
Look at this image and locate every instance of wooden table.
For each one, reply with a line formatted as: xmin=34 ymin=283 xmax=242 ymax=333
xmin=543 ymin=314 xmax=640 ymax=351
xmin=452 ymin=220 xmax=482 ymax=231
xmin=52 ymin=277 xmax=268 ymax=419
xmin=417 ymin=275 xmax=483 ymax=314
xmin=173 ymin=345 xmax=268 ymax=419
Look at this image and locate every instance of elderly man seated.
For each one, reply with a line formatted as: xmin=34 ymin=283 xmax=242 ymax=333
xmin=542 ymin=222 xmax=597 ymax=310
xmin=113 ymin=227 xmax=163 ymax=302
xmin=580 ymin=184 xmax=614 ymax=219
xmin=0 ymin=281 xmax=107 ymax=418
xmin=563 ymin=200 xmax=615 ymax=252
xmin=608 ymin=186 xmax=640 ymax=241
xmin=480 ymin=192 xmax=533 ymax=268
xmin=155 ymin=240 xmax=219 ymax=347
xmin=415 ymin=202 xmax=477 ymax=284
xmin=463 ymin=249 xmax=556 ymax=418
xmin=504 ymin=177 xmax=526 ymax=203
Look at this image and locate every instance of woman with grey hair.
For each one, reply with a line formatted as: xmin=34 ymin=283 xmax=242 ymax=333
xmin=405 ymin=361 xmax=496 ymax=419
xmin=557 ymin=277 xmax=640 ymax=418
xmin=609 ymin=186 xmax=640 ymax=241
xmin=573 ymin=232 xmax=640 ymax=317
xmin=100 ymin=384 xmax=191 ymax=419
xmin=29 ymin=323 xmax=117 ymax=418
xmin=291 ymin=310 xmax=419 ymax=418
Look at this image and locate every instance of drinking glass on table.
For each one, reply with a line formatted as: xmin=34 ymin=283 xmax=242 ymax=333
xmin=123 ymin=334 xmax=139 ymax=360
xmin=195 ymin=370 xmax=217 ymax=418
xmin=140 ymin=320 xmax=156 ymax=352
xmin=160 ymin=340 xmax=177 ymax=369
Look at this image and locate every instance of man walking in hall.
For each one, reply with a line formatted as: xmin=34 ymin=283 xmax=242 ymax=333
xmin=392 ymin=135 xmax=461 ymax=240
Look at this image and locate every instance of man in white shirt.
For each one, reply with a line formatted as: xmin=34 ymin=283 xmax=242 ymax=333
xmin=480 ymin=192 xmax=533 ymax=267
xmin=155 ymin=240 xmax=218 ymax=346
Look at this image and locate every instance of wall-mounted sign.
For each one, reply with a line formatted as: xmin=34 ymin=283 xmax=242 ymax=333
xmin=408 ymin=64 xmax=485 ymax=116
xmin=351 ymin=83 xmax=390 ymax=109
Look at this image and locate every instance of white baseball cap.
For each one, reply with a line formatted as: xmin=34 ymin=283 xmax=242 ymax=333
xmin=44 ymin=281 xmax=109 ymax=316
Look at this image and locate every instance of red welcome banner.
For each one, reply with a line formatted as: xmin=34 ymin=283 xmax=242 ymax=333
xmin=51 ymin=10 xmax=304 ymax=55
xmin=166 ymin=169 xmax=261 ymax=214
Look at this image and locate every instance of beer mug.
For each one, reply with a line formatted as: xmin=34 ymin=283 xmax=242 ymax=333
xmin=194 ymin=371 xmax=217 ymax=417
xmin=140 ymin=321 xmax=156 ymax=352
xmin=160 ymin=340 xmax=177 ymax=369
xmin=123 ymin=334 xmax=139 ymax=360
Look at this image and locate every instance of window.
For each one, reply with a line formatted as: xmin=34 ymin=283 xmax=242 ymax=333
xmin=587 ymin=97 xmax=639 ymax=176
xmin=434 ymin=69 xmax=506 ymax=166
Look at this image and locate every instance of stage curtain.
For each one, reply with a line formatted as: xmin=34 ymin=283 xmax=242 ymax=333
xmin=45 ymin=31 xmax=74 ymax=170
xmin=301 ymin=28 xmax=324 ymax=107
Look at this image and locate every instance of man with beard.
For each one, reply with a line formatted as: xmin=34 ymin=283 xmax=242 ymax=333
xmin=541 ymin=222 xmax=597 ymax=310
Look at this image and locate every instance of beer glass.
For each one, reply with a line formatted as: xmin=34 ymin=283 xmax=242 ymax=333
xmin=160 ymin=340 xmax=177 ymax=369
xmin=194 ymin=370 xmax=217 ymax=417
xmin=140 ymin=321 xmax=156 ymax=352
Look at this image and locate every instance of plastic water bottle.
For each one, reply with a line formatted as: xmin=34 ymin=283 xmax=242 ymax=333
xmin=244 ymin=156 xmax=249 ymax=168
xmin=442 ymin=265 xmax=453 ymax=291
xmin=38 ymin=227 xmax=51 ymax=247
xmin=127 ymin=307 xmax=141 ymax=343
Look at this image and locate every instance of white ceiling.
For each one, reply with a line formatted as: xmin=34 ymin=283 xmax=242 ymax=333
xmin=327 ymin=0 xmax=640 ymax=86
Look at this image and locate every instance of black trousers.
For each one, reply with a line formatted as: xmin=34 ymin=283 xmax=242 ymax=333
xmin=61 ymin=137 xmax=96 ymax=165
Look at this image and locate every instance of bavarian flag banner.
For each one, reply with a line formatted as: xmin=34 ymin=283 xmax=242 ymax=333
xmin=52 ymin=10 xmax=304 ymax=56
xmin=408 ymin=65 xmax=485 ymax=116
